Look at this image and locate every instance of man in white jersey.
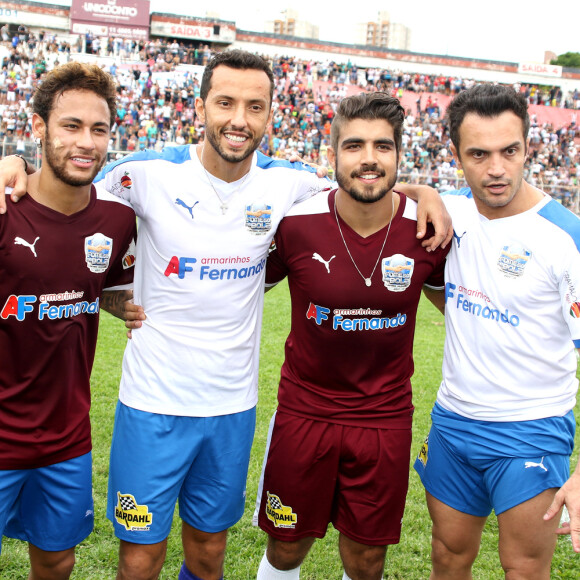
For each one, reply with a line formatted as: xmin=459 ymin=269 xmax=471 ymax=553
xmin=414 ymin=84 xmax=580 ymax=579
xmin=0 ymin=51 xmax=451 ymax=580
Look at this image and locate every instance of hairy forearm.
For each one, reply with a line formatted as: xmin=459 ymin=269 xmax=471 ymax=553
xmin=101 ymin=289 xmax=134 ymax=321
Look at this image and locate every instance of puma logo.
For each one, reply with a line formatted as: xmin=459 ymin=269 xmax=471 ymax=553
xmin=453 ymin=230 xmax=466 ymax=248
xmin=312 ymin=253 xmax=335 ymax=273
xmin=175 ymin=198 xmax=199 ymax=219
xmin=524 ymin=457 xmax=548 ymax=472
xmin=14 ymin=236 xmax=40 ymax=257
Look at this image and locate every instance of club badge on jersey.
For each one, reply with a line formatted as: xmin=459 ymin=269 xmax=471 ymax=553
xmin=497 ymin=243 xmax=532 ymax=278
xmin=84 ymin=233 xmax=113 ymax=273
xmin=245 ymin=203 xmax=272 ymax=235
xmin=382 ymin=254 xmax=415 ymax=292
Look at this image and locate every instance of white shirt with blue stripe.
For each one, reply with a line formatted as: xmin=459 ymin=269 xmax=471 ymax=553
xmin=95 ymin=145 xmax=328 ymax=417
xmin=437 ymin=188 xmax=580 ymax=421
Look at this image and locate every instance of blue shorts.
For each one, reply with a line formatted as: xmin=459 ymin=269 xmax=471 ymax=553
xmin=107 ymin=402 xmax=256 ymax=544
xmin=414 ymin=404 xmax=574 ymax=516
xmin=0 ymin=453 xmax=94 ymax=552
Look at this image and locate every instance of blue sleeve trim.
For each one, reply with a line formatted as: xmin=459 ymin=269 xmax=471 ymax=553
xmin=538 ymin=199 xmax=580 ymax=253
xmin=255 ymin=151 xmax=318 ymax=174
xmin=573 ymin=339 xmax=580 ymax=348
xmin=441 ymin=187 xmax=473 ymax=198
xmin=95 ymin=145 xmax=193 ymax=183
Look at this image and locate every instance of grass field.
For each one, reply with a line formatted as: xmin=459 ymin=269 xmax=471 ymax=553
xmin=1 ymin=282 xmax=579 ymax=579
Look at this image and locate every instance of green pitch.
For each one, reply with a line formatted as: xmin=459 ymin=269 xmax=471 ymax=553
xmin=1 ymin=282 xmax=578 ymax=578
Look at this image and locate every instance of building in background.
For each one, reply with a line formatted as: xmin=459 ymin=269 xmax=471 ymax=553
xmin=356 ymin=11 xmax=411 ymax=50
xmin=265 ymin=9 xmax=319 ymax=40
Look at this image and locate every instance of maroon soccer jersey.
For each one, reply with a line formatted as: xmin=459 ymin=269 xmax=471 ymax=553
xmin=0 ymin=188 xmax=136 ymax=469
xmin=266 ymin=190 xmax=448 ymax=428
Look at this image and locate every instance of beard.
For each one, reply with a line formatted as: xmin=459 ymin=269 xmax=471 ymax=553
xmin=204 ymin=122 xmax=262 ymax=164
xmin=335 ymin=161 xmax=398 ymax=204
xmin=43 ymin=128 xmax=105 ymax=187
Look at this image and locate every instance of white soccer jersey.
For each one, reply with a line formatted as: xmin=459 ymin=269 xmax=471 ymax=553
xmin=437 ymin=189 xmax=580 ymax=421
xmin=95 ymin=146 xmax=328 ymax=416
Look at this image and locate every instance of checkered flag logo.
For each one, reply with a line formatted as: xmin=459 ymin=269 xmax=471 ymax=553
xmin=267 ymin=492 xmax=282 ymax=510
xmin=118 ymin=493 xmax=137 ymax=511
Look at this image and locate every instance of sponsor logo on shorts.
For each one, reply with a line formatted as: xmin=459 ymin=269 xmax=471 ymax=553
xmin=417 ymin=436 xmax=429 ymax=467
xmin=265 ymin=492 xmax=297 ymax=529
xmin=114 ymin=492 xmax=153 ymax=531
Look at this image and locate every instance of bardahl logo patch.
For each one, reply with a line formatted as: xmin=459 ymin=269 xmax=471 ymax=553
xmin=265 ymin=492 xmax=297 ymax=528
xmin=114 ymin=492 xmax=153 ymax=531
xmin=417 ymin=436 xmax=429 ymax=467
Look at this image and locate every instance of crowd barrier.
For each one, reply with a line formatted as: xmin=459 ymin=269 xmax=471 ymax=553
xmin=4 ymin=139 xmax=578 ymax=214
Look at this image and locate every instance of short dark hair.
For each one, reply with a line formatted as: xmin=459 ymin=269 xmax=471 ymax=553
xmin=330 ymin=92 xmax=405 ymax=155
xmin=200 ymin=49 xmax=274 ymax=105
xmin=32 ymin=61 xmax=117 ymax=128
xmin=447 ymin=84 xmax=530 ymax=152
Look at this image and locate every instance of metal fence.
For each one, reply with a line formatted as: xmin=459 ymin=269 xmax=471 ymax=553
xmin=396 ymin=173 xmax=580 ymax=214
xmin=5 ymin=138 xmax=579 ymax=214
xmin=1 ymin=139 xmax=41 ymax=169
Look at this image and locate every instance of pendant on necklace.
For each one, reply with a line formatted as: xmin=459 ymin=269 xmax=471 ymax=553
xmin=220 ymin=203 xmax=228 ymax=214
xmin=365 ymin=278 xmax=372 ymax=287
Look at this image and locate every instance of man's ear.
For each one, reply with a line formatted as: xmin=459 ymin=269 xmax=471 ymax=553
xmin=450 ymin=143 xmax=462 ymax=170
xmin=327 ymin=146 xmax=337 ymax=172
xmin=31 ymin=113 xmax=46 ymax=143
xmin=194 ymin=97 xmax=205 ymax=124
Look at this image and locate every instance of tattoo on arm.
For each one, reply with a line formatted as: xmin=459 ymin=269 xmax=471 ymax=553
xmin=101 ymin=290 xmax=133 ymax=320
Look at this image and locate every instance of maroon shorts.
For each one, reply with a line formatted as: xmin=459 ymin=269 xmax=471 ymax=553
xmin=257 ymin=411 xmax=411 ymax=546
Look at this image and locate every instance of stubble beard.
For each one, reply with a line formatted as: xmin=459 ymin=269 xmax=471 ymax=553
xmin=205 ymin=124 xmax=261 ymax=165
xmin=335 ymin=161 xmax=398 ymax=204
xmin=43 ymin=129 xmax=104 ymax=187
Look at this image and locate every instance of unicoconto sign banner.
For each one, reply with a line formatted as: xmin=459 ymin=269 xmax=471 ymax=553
xmin=70 ymin=0 xmax=150 ymax=40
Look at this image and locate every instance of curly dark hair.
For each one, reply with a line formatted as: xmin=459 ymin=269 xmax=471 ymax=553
xmin=33 ymin=61 xmax=117 ymax=128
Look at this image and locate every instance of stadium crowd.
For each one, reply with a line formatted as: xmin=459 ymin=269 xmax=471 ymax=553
xmin=1 ymin=29 xmax=578 ymax=208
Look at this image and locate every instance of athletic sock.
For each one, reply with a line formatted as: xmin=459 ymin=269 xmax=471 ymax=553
xmin=177 ymin=562 xmax=222 ymax=580
xmin=342 ymin=574 xmax=352 ymax=580
xmin=256 ymin=552 xmax=300 ymax=579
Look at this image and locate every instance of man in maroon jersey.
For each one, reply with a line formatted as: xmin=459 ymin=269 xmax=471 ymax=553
xmin=0 ymin=62 xmax=136 ymax=579
xmin=256 ymin=92 xmax=448 ymax=580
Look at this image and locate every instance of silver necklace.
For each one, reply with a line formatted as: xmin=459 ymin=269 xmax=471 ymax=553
xmin=200 ymin=144 xmax=250 ymax=214
xmin=334 ymin=192 xmax=395 ymax=287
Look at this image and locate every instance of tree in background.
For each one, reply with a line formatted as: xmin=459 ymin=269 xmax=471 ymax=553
xmin=551 ymin=52 xmax=580 ymax=68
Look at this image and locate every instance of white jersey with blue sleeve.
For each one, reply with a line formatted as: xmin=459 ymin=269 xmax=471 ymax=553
xmin=437 ymin=188 xmax=580 ymax=421
xmin=94 ymin=145 xmax=328 ymax=417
